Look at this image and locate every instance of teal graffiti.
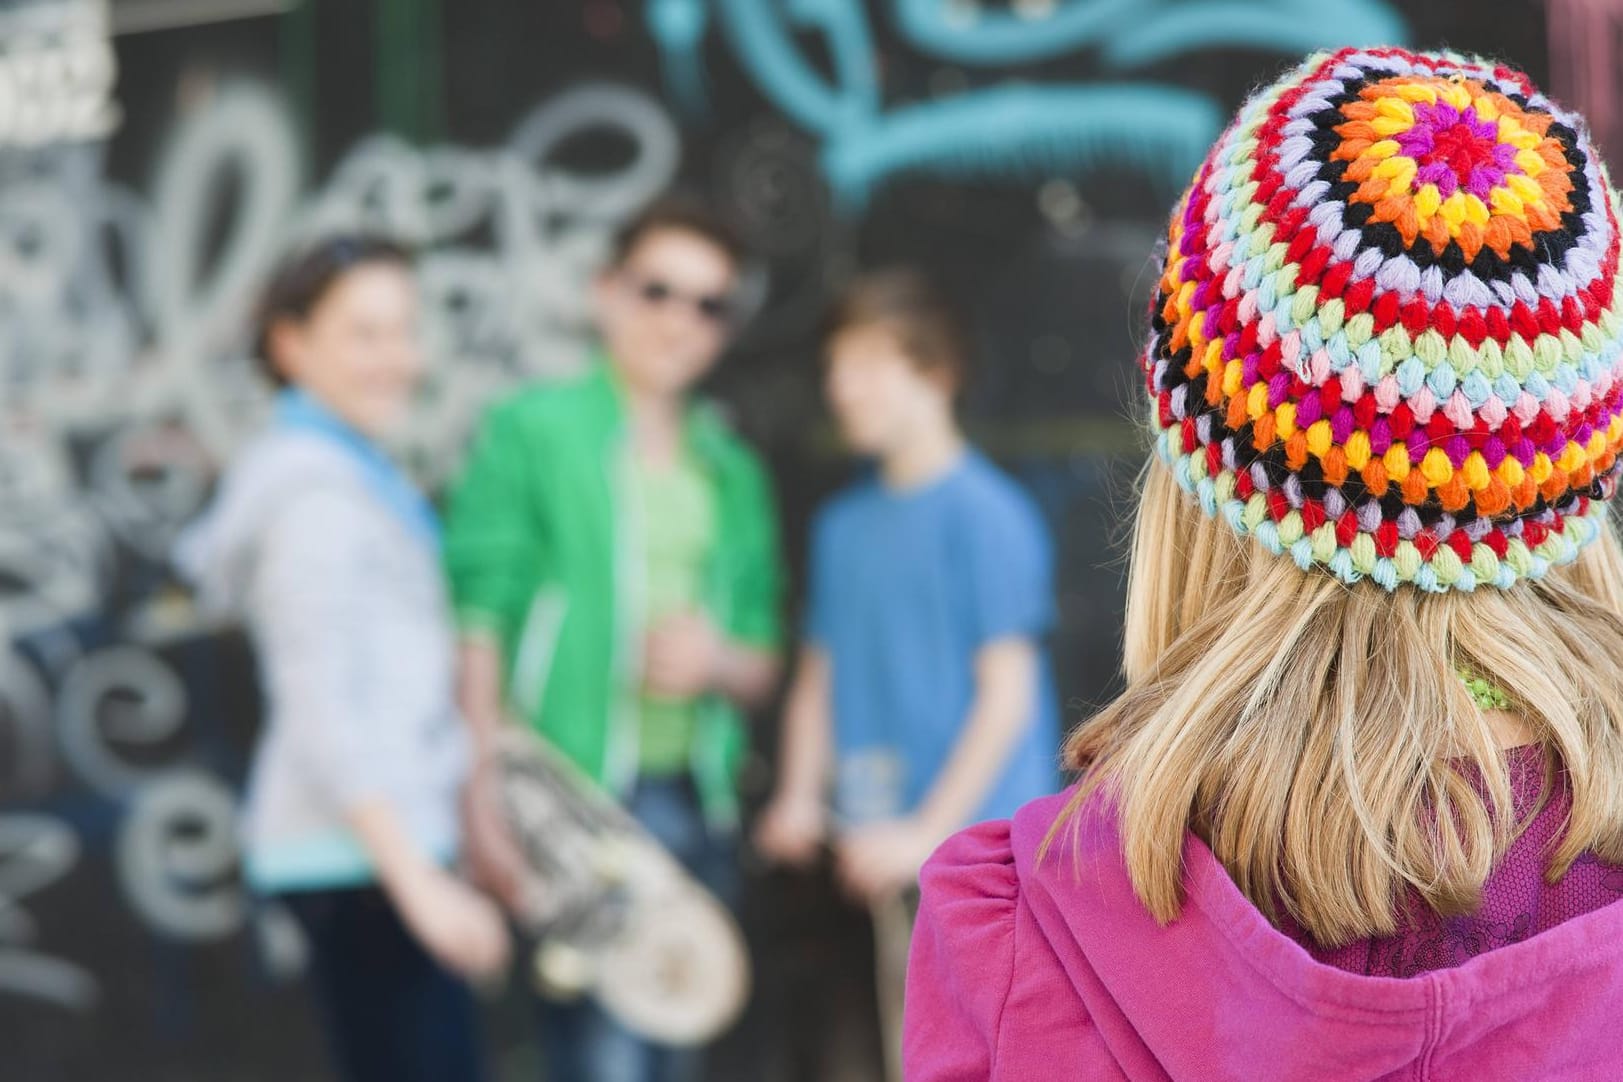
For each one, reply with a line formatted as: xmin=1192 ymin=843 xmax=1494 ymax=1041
xmin=1097 ymin=0 xmax=1408 ymax=68
xmin=647 ymin=0 xmax=712 ymax=115
xmin=648 ymin=0 xmax=1408 ymax=211
xmin=890 ymin=0 xmax=1405 ymax=68
xmin=823 ymin=83 xmax=1220 ymax=210
xmin=713 ymin=0 xmax=879 ymax=133
xmin=890 ymin=0 xmax=1140 ymax=66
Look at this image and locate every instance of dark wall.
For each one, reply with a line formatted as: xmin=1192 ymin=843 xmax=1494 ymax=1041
xmin=0 ymin=2 xmax=1562 ymax=1079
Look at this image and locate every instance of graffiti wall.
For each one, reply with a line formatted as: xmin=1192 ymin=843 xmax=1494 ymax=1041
xmin=0 ymin=1 xmax=1566 ymax=1078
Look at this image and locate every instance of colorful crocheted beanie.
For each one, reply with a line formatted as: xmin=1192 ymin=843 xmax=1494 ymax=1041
xmin=1145 ymin=47 xmax=1623 ymax=592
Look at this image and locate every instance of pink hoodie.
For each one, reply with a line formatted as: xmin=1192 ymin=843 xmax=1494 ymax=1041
xmin=905 ymin=788 xmax=1623 ymax=1080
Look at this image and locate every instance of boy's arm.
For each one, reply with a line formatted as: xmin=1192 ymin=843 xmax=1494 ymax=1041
xmin=641 ymin=612 xmax=782 ymax=709
xmin=644 ymin=447 xmax=785 ymax=709
xmin=835 ymin=638 xmax=1036 ymax=900
xmin=918 ymin=485 xmax=1053 ymax=839
xmin=913 ymin=637 xmax=1038 ymax=841
xmin=755 ymin=645 xmax=834 ymax=865
xmin=714 ymin=638 xmax=781 ymax=710
xmin=442 ymin=402 xmax=536 ymax=907
xmin=840 ymin=477 xmax=1055 ymax=903
xmin=776 ymin=645 xmax=834 ymax=805
xmin=457 ymin=633 xmax=509 ymax=759
xmin=724 ymin=451 xmax=786 ymax=708
xmin=346 ymin=800 xmax=510 ymax=981
xmin=456 ymin=631 xmax=529 ymax=911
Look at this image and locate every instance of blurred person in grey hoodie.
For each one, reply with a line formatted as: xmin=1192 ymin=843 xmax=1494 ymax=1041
xmin=176 ymin=235 xmax=508 ymax=1082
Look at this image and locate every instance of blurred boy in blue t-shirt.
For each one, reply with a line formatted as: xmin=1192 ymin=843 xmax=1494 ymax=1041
xmin=756 ymin=269 xmax=1060 ymax=904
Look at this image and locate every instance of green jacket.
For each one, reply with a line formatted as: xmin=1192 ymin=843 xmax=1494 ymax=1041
xmin=443 ymin=362 xmax=783 ymax=827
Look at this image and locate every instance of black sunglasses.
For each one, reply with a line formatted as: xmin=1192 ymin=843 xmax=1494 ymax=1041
xmin=625 ymin=273 xmax=736 ymax=325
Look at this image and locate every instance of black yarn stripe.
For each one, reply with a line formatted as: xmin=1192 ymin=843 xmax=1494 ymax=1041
xmin=1278 ymin=71 xmax=1596 ymax=283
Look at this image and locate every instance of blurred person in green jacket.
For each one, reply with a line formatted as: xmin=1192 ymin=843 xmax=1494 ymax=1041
xmin=443 ymin=195 xmax=784 ymax=1082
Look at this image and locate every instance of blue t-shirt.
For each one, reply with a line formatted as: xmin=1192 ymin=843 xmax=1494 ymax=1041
xmin=805 ymin=450 xmax=1061 ymax=826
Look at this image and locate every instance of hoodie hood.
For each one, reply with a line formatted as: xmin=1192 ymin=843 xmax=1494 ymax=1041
xmin=908 ymin=789 xmax=1623 ymax=1081
xmin=174 ymin=431 xmax=362 ymax=617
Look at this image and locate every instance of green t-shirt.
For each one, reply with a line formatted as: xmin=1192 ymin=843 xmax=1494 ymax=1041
xmin=631 ymin=452 xmax=716 ymax=775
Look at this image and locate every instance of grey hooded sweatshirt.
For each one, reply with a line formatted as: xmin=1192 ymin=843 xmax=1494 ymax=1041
xmin=175 ymin=429 xmax=468 ymax=891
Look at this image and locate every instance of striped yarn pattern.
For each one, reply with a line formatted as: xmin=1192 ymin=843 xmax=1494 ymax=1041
xmin=1146 ymin=47 xmax=1623 ymax=591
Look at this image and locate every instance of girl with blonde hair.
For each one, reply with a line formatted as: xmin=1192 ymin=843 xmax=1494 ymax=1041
xmin=905 ymin=47 xmax=1623 ymax=1080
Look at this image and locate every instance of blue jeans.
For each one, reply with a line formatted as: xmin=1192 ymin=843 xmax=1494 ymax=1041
xmin=538 ymin=775 xmax=738 ymax=1082
xmin=281 ymin=886 xmax=488 ymax=1082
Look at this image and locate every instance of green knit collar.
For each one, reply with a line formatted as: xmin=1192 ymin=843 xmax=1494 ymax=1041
xmin=1459 ymin=670 xmax=1513 ymax=712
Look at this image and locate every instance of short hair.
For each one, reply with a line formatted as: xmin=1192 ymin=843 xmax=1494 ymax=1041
xmin=824 ymin=268 xmax=970 ymax=392
xmin=608 ymin=193 xmax=748 ymax=270
xmin=254 ymin=234 xmax=412 ymax=386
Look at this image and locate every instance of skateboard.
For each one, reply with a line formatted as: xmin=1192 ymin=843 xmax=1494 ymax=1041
xmin=492 ymin=725 xmax=750 ymax=1046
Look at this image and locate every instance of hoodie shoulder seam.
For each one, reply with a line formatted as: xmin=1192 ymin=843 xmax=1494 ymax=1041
xmin=1419 ymin=978 xmax=1442 ymax=1080
xmin=987 ymin=873 xmax=1022 ymax=1075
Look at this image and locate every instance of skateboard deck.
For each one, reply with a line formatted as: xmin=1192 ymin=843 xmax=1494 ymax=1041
xmin=492 ymin=725 xmax=750 ymax=1045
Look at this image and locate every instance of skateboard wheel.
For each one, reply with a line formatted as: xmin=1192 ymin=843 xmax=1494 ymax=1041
xmin=591 ymin=837 xmax=635 ymax=882
xmin=533 ymin=940 xmax=592 ymax=999
xmin=595 ymin=888 xmax=749 ymax=1046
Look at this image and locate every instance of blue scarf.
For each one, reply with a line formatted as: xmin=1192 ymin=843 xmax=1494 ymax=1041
xmin=274 ymin=389 xmax=441 ymax=549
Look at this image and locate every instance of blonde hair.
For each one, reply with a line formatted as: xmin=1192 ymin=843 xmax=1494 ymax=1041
xmin=1048 ymin=457 xmax=1623 ymax=947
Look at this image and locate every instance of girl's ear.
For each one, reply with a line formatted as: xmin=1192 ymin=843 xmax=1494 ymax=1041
xmin=265 ymin=316 xmax=306 ymax=385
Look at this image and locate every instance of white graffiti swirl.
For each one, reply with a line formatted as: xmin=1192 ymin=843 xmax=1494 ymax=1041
xmin=115 ymin=770 xmax=244 ymax=942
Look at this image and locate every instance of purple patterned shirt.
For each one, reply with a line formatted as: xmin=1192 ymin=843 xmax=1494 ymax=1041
xmin=1291 ymin=745 xmax=1623 ymax=977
